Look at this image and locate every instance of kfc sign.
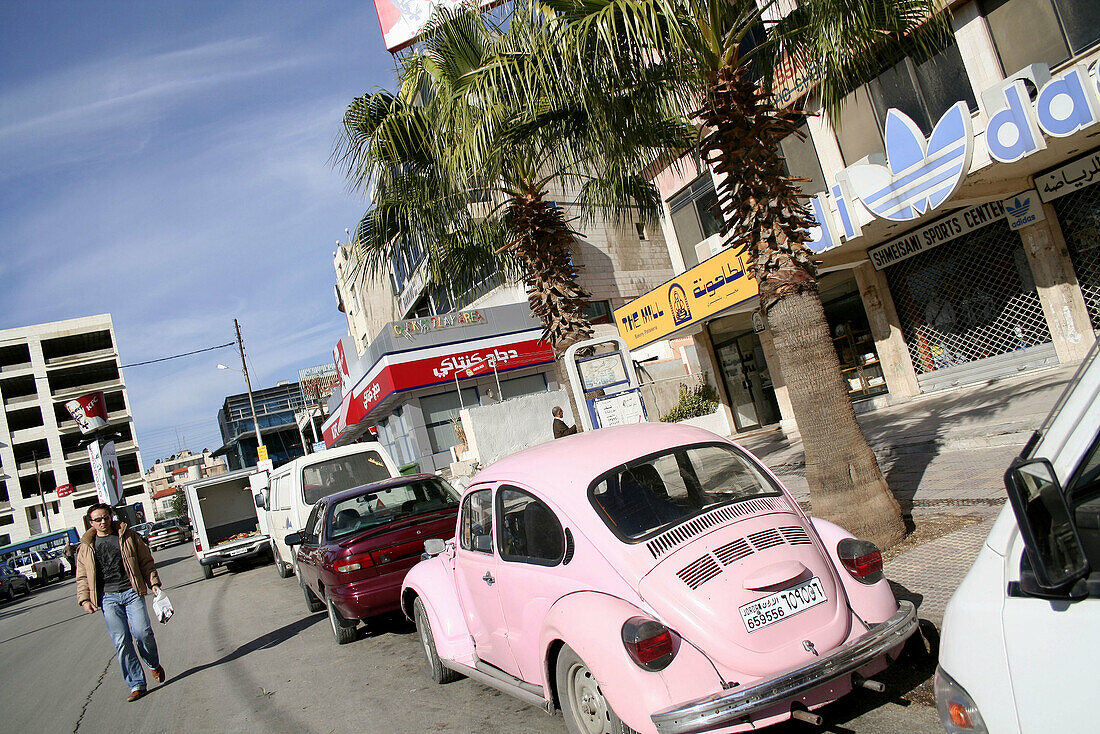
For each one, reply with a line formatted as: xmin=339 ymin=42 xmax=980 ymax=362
xmin=65 ymin=392 xmax=110 ymax=434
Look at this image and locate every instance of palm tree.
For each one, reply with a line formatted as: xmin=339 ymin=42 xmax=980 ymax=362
xmin=335 ymin=7 xmax=693 ymax=424
xmin=533 ymin=0 xmax=950 ymax=547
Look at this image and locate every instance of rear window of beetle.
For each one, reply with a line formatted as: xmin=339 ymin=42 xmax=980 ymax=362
xmin=589 ymin=443 xmax=781 ymax=541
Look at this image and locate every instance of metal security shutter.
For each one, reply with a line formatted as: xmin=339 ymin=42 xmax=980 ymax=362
xmin=884 ymin=218 xmax=1052 ymax=378
xmin=1051 ymin=184 xmax=1100 ymax=330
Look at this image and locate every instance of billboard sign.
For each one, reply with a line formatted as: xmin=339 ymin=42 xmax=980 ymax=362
xmin=88 ymin=440 xmax=123 ymax=506
xmin=373 ymin=0 xmax=498 ymax=53
xmin=64 ymin=391 xmax=110 ymax=434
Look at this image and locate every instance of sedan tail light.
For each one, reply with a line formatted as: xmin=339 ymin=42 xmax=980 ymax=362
xmin=622 ymin=617 xmax=677 ymax=671
xmin=837 ymin=538 xmax=884 ymax=584
xmin=334 ymin=552 xmax=375 ymax=574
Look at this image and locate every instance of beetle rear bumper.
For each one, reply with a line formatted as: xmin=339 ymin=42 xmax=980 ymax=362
xmin=651 ymin=601 xmax=917 ymax=734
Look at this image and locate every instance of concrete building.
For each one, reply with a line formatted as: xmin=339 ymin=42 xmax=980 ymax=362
xmin=0 ymin=314 xmax=150 ymax=546
xmin=143 ymin=449 xmax=227 ymax=519
xmin=327 ymin=190 xmax=680 ymax=472
xmin=216 ymin=381 xmax=308 ymax=470
xmin=619 ymin=0 xmax=1100 ymax=437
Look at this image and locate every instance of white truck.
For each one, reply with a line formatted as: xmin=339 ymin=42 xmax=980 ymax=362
xmin=13 ymin=550 xmax=66 ymax=586
xmin=183 ymin=467 xmax=272 ymax=580
xmin=936 ymin=340 xmax=1100 ymax=733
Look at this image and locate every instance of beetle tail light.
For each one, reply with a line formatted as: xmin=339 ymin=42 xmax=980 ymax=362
xmin=622 ymin=617 xmax=677 ymax=671
xmin=334 ymin=552 xmax=374 ymax=574
xmin=837 ymin=538 xmax=884 ymax=584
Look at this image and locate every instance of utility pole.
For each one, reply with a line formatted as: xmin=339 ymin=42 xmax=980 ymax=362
xmin=234 ymin=319 xmax=265 ymax=461
xmin=33 ymin=451 xmax=52 ymax=533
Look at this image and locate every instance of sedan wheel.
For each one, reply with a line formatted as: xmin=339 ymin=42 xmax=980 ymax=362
xmin=556 ymin=645 xmax=635 ymax=734
xmin=326 ymin=595 xmax=358 ymax=645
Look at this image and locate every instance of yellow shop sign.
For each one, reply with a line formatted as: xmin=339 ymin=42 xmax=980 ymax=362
xmin=614 ymin=247 xmax=758 ymax=350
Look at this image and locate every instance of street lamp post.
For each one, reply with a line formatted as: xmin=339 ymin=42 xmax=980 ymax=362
xmin=217 ymin=319 xmax=265 ymax=465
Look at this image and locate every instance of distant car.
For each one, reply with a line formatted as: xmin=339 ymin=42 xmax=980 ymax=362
xmin=13 ymin=551 xmax=65 ymax=586
xmin=403 ymin=423 xmax=917 ymax=734
xmin=131 ymin=523 xmax=152 ymax=541
xmin=46 ymin=548 xmax=76 ymax=578
xmin=146 ymin=519 xmax=191 ymax=550
xmin=1 ymin=567 xmax=31 ymax=601
xmin=286 ymin=474 xmax=460 ymax=645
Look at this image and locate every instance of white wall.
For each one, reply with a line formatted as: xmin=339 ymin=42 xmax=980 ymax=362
xmin=460 ymin=389 xmax=577 ymax=468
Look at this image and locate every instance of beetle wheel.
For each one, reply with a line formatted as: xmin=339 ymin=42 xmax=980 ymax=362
xmin=413 ymin=597 xmax=461 ymax=684
xmin=556 ymin=645 xmax=636 ymax=734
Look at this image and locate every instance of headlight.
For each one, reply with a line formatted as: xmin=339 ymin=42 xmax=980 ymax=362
xmin=935 ymin=666 xmax=988 ymax=733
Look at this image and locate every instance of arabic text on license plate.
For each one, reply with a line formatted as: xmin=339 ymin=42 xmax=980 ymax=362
xmin=739 ymin=577 xmax=828 ymax=633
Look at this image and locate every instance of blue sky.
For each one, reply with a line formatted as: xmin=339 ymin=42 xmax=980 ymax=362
xmin=0 ymin=2 xmax=399 ymax=467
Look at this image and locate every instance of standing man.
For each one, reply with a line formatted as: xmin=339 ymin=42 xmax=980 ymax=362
xmin=76 ymin=503 xmax=166 ymax=702
xmin=551 ymin=406 xmax=578 ymax=439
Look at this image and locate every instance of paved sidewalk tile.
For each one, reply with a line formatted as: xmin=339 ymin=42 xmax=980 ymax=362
xmin=885 ymin=519 xmax=996 ymax=628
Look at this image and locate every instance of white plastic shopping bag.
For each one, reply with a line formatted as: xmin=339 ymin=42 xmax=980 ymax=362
xmin=152 ymin=589 xmax=174 ymax=624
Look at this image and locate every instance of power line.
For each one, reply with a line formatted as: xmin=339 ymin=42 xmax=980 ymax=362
xmin=120 ymin=342 xmax=235 ymax=368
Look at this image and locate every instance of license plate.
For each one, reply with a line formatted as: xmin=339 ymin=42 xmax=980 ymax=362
xmin=739 ymin=577 xmax=828 ymax=633
xmin=229 ymin=547 xmax=249 ymax=556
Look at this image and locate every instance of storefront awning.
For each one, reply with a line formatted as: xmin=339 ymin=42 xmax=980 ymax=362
xmin=322 ymin=327 xmax=555 ymax=447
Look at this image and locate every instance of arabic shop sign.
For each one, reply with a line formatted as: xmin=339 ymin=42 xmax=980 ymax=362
xmin=1037 ymin=148 xmax=1100 ymax=203
xmin=615 ymin=247 xmax=757 ymax=351
xmin=391 ymin=309 xmax=485 ymax=340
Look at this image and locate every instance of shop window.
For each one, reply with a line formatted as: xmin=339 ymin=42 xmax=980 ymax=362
xmin=421 ymin=388 xmax=478 ymax=454
xmin=669 ymin=175 xmax=723 ymax=269
xmin=499 ymin=374 xmax=548 ymax=400
xmin=982 ymin=0 xmax=1100 ymax=74
xmin=580 ymin=300 xmax=613 ymax=326
xmin=836 ymin=35 xmax=977 ymax=165
xmin=779 ymin=121 xmax=827 ymax=194
xmin=497 ymin=486 xmax=564 ymax=565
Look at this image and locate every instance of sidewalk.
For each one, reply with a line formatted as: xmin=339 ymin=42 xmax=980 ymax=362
xmin=733 ymin=362 xmax=1075 ymax=511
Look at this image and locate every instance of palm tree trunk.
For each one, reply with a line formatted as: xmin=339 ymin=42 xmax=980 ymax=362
xmin=699 ymin=64 xmax=904 ymax=548
xmin=507 ymin=189 xmax=594 ymax=433
xmin=767 ymin=292 xmax=904 ymax=548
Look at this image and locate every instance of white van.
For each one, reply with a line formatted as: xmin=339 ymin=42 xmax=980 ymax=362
xmin=936 ymin=341 xmax=1100 ymax=733
xmin=260 ymin=443 xmax=400 ymax=578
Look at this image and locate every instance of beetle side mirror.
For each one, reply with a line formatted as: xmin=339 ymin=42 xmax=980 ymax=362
xmin=423 ymin=539 xmax=447 ymax=556
xmin=284 ymin=532 xmax=304 ymax=546
xmin=1005 ymin=458 xmax=1089 ymax=594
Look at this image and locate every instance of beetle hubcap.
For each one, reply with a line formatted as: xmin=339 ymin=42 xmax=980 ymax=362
xmin=568 ymin=662 xmax=610 ymax=734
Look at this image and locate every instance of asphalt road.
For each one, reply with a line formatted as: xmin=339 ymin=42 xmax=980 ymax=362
xmin=0 ymin=543 xmax=945 ymax=734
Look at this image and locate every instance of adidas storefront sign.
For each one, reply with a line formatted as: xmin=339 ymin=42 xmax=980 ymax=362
xmin=1002 ymin=191 xmax=1045 ymax=231
xmin=814 ymin=61 xmax=1100 ymax=248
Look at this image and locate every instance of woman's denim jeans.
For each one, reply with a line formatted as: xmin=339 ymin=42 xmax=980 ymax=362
xmin=101 ymin=589 xmax=159 ymax=692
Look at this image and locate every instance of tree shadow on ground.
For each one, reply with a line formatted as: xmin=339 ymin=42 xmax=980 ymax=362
xmin=156 ymin=614 xmax=327 ymax=687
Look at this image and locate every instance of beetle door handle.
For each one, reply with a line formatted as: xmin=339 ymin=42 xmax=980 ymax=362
xmin=482 ymin=572 xmax=495 ymax=586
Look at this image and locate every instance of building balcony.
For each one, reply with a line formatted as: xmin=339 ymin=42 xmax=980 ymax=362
xmin=0 ymin=362 xmax=34 ymax=377
xmin=50 ymin=377 xmax=124 ymax=401
xmin=44 ymin=347 xmax=117 ymax=369
xmin=56 ymin=410 xmax=131 ymax=434
xmin=2 ymin=393 xmax=39 ymax=409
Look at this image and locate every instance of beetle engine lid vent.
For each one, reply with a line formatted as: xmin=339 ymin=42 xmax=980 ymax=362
xmin=646 ymin=496 xmax=788 ymax=559
xmin=779 ymin=525 xmax=811 ymax=545
xmin=676 ymin=554 xmax=722 ymax=590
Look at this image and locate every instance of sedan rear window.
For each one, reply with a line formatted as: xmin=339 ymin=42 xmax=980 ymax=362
xmin=326 ymin=477 xmax=459 ymax=540
xmin=590 ymin=443 xmax=782 ymax=541
xmin=302 ymin=451 xmax=392 ymax=504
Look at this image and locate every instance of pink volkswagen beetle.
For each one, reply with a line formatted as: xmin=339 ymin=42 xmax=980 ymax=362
xmin=401 ymin=423 xmax=916 ymax=733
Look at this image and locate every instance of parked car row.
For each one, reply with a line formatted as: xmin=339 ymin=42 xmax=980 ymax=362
xmin=11 ymin=549 xmax=67 ymax=586
xmin=271 ymin=427 xmax=916 ymax=734
xmin=1 ymin=566 xmax=32 ymax=601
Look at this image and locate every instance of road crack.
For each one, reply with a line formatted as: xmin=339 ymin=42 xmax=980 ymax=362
xmin=73 ymin=657 xmax=111 ymax=734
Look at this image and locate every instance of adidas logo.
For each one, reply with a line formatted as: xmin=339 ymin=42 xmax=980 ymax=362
xmin=1006 ymin=196 xmax=1031 ymax=219
xmin=845 ymin=102 xmax=974 ymax=223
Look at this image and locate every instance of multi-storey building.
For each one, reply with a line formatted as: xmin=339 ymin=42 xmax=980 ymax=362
xmin=0 ymin=314 xmax=150 ymax=546
xmin=216 ymin=381 xmax=308 ymax=470
xmin=327 ymin=189 xmax=680 ymax=472
xmin=143 ymin=449 xmax=227 ymax=519
xmin=620 ymin=0 xmax=1100 ymax=436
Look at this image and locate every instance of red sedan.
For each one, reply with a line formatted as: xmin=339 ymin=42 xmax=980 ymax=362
xmin=286 ymin=474 xmax=460 ymax=644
